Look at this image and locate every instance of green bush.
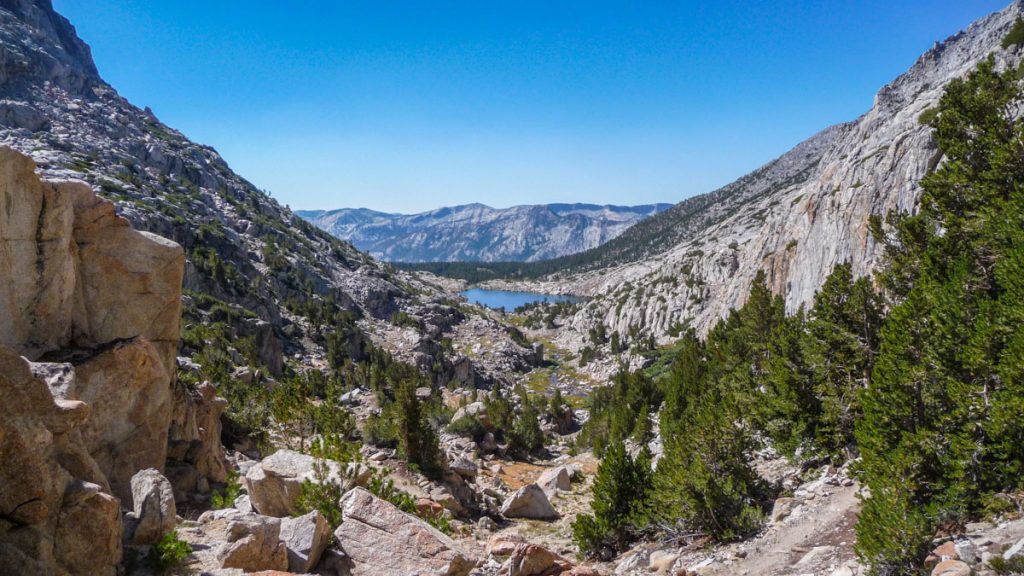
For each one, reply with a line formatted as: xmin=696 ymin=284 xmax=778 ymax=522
xmin=990 ymin=555 xmax=1024 ymax=575
xmin=295 ymin=460 xmax=345 ymax=529
xmin=446 ymin=415 xmax=486 ymax=442
xmin=362 ymin=413 xmax=396 ymax=448
xmin=507 ymin=403 xmax=545 ymax=458
xmin=211 ymin=471 xmax=241 ymax=510
xmin=147 ymin=531 xmax=192 ymax=575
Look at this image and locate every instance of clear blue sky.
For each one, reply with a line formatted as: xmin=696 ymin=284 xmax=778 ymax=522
xmin=54 ymin=1 xmax=1007 ymax=213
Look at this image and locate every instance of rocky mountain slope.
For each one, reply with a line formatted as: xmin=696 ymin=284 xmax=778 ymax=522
xmin=0 ymin=0 xmax=540 ymax=384
xmin=525 ymin=1 xmax=1024 ymax=351
xmin=298 ymin=202 xmax=671 ymax=263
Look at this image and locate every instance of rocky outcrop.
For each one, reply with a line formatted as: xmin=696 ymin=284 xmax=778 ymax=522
xmin=334 ymin=487 xmax=477 ymax=576
xmin=0 ymin=147 xmax=183 ymax=369
xmin=0 ymin=145 xmax=190 ymax=573
xmin=0 ymin=147 xmax=184 ymax=502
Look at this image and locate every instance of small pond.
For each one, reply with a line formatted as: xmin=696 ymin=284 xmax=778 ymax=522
xmin=460 ymin=288 xmax=580 ymax=311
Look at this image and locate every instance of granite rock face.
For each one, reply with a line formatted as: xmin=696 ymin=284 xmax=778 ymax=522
xmin=546 ymin=2 xmax=1024 ymax=348
xmin=0 ymin=347 xmax=122 ymax=576
xmin=0 ymin=146 xmax=186 ymax=573
xmin=0 ymin=147 xmax=184 ymax=501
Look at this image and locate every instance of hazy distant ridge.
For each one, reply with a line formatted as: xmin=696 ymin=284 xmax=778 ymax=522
xmin=298 ymin=202 xmax=671 ymax=262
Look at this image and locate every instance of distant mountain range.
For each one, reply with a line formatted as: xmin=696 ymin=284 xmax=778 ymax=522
xmin=297 ymin=203 xmax=672 ymax=262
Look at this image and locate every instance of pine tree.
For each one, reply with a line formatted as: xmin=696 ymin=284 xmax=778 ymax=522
xmin=572 ymin=442 xmax=651 ymax=557
xmin=394 ymin=378 xmax=443 ymax=479
xmin=804 ymin=264 xmax=881 ymax=456
xmin=652 ymin=385 xmax=765 ymax=541
xmin=763 ymin=308 xmax=818 ymax=455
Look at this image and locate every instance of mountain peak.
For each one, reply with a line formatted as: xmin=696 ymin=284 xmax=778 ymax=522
xmin=0 ymin=0 xmax=100 ymax=96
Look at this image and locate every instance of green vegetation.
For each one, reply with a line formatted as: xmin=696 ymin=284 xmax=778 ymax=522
xmin=572 ymin=443 xmax=652 ymax=557
xmin=296 ymin=459 xmax=347 ymax=529
xmin=1002 ymin=17 xmax=1024 ymax=49
xmin=484 ymin=384 xmax=546 ymax=459
xmin=366 ymin=470 xmax=453 ymax=535
xmin=210 ymin=471 xmax=242 ymax=510
xmin=147 ymin=531 xmax=192 ymax=575
xmin=575 ymin=369 xmax=660 ymax=457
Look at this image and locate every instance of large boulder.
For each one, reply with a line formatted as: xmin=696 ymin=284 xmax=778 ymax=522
xmin=216 ymin=514 xmax=288 ymax=572
xmin=333 ymin=487 xmax=477 ymax=576
xmin=500 ymin=484 xmax=558 ymax=520
xmin=280 ymin=510 xmax=331 ymax=573
xmin=244 ymin=450 xmax=318 ymax=517
xmin=124 ymin=468 xmax=176 ymax=545
xmin=244 ymin=449 xmax=370 ymax=517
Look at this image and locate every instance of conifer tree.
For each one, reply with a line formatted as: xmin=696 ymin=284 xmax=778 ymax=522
xmin=394 ymin=378 xmax=443 ymax=479
xmin=572 ymin=442 xmax=651 ymax=557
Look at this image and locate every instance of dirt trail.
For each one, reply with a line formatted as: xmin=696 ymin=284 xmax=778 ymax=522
xmin=705 ymin=483 xmax=860 ymax=576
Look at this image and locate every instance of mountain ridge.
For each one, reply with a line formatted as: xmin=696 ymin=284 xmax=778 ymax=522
xmin=299 ymin=201 xmax=671 ymax=262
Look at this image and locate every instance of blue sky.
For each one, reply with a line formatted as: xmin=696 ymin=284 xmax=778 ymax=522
xmin=55 ymin=1 xmax=1007 ymax=213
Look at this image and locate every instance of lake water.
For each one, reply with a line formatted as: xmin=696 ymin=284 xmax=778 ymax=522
xmin=461 ymin=288 xmax=580 ymax=311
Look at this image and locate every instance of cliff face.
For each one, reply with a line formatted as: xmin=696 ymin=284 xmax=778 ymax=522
xmin=557 ymin=2 xmax=1024 ymax=347
xmin=0 ymin=146 xmax=184 ymax=574
xmin=299 ymin=203 xmax=672 ymax=263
